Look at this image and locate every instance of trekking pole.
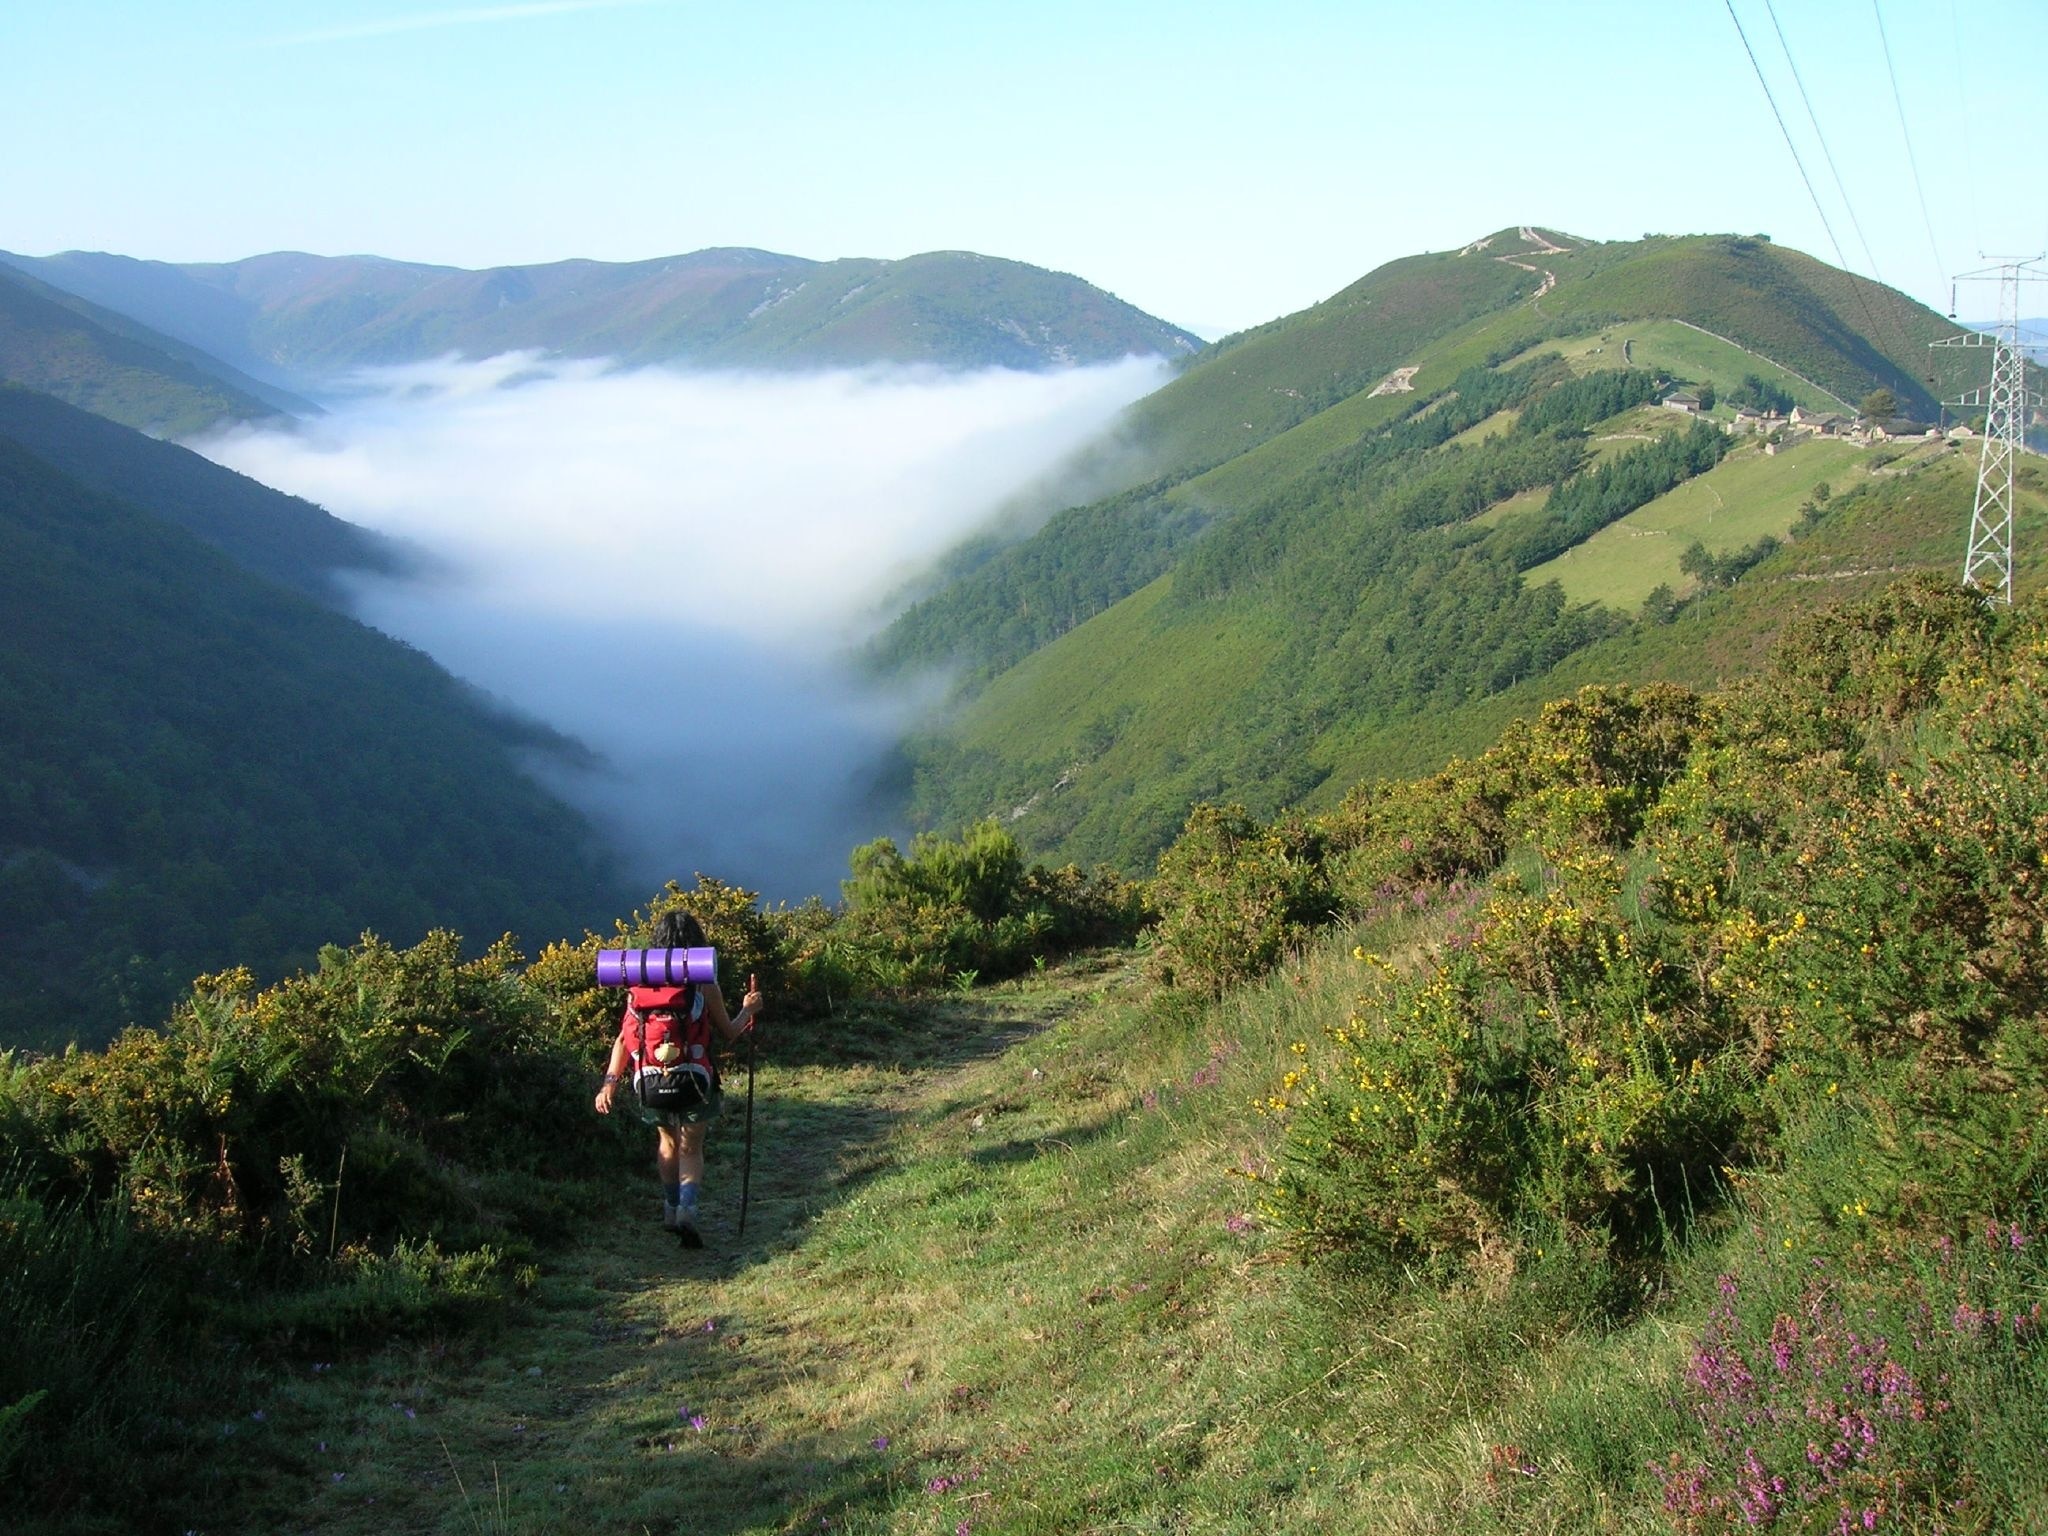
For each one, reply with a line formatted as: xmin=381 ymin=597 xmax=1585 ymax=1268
xmin=738 ymin=1003 xmax=758 ymax=1238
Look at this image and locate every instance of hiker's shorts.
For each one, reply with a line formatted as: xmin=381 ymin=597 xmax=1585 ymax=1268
xmin=639 ymin=1088 xmax=724 ymax=1130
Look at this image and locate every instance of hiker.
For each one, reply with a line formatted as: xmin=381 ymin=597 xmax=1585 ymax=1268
xmin=593 ymin=910 xmax=761 ymax=1247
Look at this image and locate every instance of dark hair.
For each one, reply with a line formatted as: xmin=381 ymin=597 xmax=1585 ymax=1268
xmin=649 ymin=909 xmax=707 ymax=949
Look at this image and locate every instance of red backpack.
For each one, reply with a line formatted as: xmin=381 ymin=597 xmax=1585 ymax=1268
xmin=625 ymin=985 xmax=718 ymax=1112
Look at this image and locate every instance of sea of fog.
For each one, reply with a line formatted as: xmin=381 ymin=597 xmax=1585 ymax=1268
xmin=194 ymin=354 xmax=1169 ymax=903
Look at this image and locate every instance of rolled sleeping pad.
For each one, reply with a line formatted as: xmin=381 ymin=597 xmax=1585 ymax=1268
xmin=595 ymin=947 xmax=718 ymax=988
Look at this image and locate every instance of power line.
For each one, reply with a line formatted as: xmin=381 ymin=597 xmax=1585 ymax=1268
xmin=1724 ymin=0 xmax=1902 ymax=394
xmin=1870 ymin=0 xmax=1948 ymax=291
xmin=1723 ymin=0 xmax=1856 ymax=278
xmin=1945 ymin=0 xmax=1986 ymax=257
xmin=1766 ymin=0 xmax=1882 ymax=283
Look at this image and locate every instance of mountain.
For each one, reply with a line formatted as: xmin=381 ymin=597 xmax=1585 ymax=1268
xmin=0 ymin=426 xmax=628 ymax=1050
xmin=0 ymin=262 xmax=298 ymax=436
xmin=875 ymin=228 xmax=2046 ymax=870
xmin=0 ymin=385 xmax=401 ymax=601
xmin=0 ymin=247 xmax=1202 ymax=384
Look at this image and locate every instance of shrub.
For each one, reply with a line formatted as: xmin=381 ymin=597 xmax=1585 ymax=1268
xmin=1660 ymin=1227 xmax=2048 ymax=1532
xmin=6 ymin=931 xmax=613 ymax=1255
xmin=1147 ymin=804 xmax=1336 ymax=993
xmin=1269 ymin=850 xmax=1754 ymax=1281
xmin=830 ymin=821 xmax=1145 ymax=991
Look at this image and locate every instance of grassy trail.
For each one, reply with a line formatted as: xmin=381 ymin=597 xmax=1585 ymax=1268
xmin=208 ymin=943 xmax=1689 ymax=1536
xmin=216 ymin=964 xmax=1158 ymax=1535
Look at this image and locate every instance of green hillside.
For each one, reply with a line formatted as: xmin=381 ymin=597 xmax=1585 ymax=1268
xmin=879 ymin=229 xmax=2038 ymax=873
xmin=0 ymin=385 xmax=401 ymax=601
xmin=2 ymin=246 xmax=1200 ymax=381
xmin=6 ymin=575 xmax=2045 ymax=1536
xmin=0 ymin=435 xmax=627 ymax=1049
xmin=0 ymin=263 xmax=288 ymax=435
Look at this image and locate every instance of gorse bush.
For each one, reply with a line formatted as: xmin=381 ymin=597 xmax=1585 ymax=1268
xmin=1147 ymin=805 xmax=1335 ymax=994
xmin=1231 ymin=577 xmax=2043 ymax=1366
xmin=6 ymin=930 xmax=613 ymax=1253
xmin=833 ymin=819 xmax=1147 ymax=991
xmin=1267 ymin=851 xmax=1751 ymax=1283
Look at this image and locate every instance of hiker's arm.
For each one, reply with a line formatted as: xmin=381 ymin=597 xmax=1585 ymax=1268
xmin=705 ymin=976 xmax=763 ymax=1047
xmin=594 ymin=1029 xmax=630 ymax=1113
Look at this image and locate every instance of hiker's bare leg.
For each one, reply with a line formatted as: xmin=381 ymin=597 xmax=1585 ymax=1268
xmin=678 ymin=1123 xmax=707 ymax=1190
xmin=656 ymin=1125 xmax=681 ymax=1187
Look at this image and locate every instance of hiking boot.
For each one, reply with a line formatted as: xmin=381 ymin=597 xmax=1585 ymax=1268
xmin=674 ymin=1209 xmax=704 ymax=1248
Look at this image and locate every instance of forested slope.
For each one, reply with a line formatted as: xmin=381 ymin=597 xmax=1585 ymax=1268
xmin=0 ymin=386 xmax=402 ymax=601
xmin=0 ymin=436 xmax=626 ymax=1048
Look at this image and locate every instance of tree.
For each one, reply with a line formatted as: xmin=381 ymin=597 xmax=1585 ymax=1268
xmin=1696 ymin=381 xmax=1717 ymax=412
xmin=1860 ymin=387 xmax=1897 ymax=422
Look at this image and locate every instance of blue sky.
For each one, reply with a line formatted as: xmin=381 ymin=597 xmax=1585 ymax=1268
xmin=4 ymin=0 xmax=2042 ymax=333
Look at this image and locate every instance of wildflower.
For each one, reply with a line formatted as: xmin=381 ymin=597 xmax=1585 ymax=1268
xmin=249 ymin=1410 xmax=267 ymax=1422
xmin=872 ymin=1435 xmax=891 ymax=1452
xmin=690 ymin=1414 xmax=708 ymax=1432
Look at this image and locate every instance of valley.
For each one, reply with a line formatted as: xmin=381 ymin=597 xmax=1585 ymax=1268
xmin=3 ymin=216 xmax=2046 ymax=1536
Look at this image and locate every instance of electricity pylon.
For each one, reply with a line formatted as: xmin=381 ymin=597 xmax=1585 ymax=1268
xmin=1932 ymin=259 xmax=2045 ymax=603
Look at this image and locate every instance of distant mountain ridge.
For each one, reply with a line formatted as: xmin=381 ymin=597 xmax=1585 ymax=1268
xmin=0 ymin=246 xmax=1201 ymax=386
xmin=0 ymin=262 xmax=298 ymax=435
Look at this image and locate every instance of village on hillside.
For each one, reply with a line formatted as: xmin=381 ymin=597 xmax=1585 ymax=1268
xmin=1660 ymin=387 xmax=1981 ymax=450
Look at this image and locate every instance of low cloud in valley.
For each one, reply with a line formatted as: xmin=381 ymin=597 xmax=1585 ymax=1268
xmin=197 ymin=355 xmax=1167 ymax=903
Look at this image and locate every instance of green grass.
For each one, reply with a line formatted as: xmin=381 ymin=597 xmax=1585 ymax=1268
xmin=1527 ymin=435 xmax=1866 ymax=609
xmin=1579 ymin=405 xmax=1691 ymax=467
xmin=1545 ymin=319 xmax=1840 ymax=410
xmin=1444 ymin=407 xmax=1519 ymax=448
xmin=952 ymin=576 xmax=1280 ymax=772
xmin=167 ymin=886 xmax=2039 ymax=1536
xmin=150 ymin=935 xmax=1727 ymax=1536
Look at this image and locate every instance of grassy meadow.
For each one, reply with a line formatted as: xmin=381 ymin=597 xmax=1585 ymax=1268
xmin=1547 ymin=321 xmax=1842 ymax=411
xmin=1530 ymin=436 xmax=1867 ymax=609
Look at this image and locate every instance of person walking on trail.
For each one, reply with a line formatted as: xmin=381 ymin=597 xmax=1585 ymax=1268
xmin=593 ymin=911 xmax=761 ymax=1247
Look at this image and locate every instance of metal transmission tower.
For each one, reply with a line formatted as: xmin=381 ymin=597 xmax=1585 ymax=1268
xmin=1932 ymin=259 xmax=2046 ymax=603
